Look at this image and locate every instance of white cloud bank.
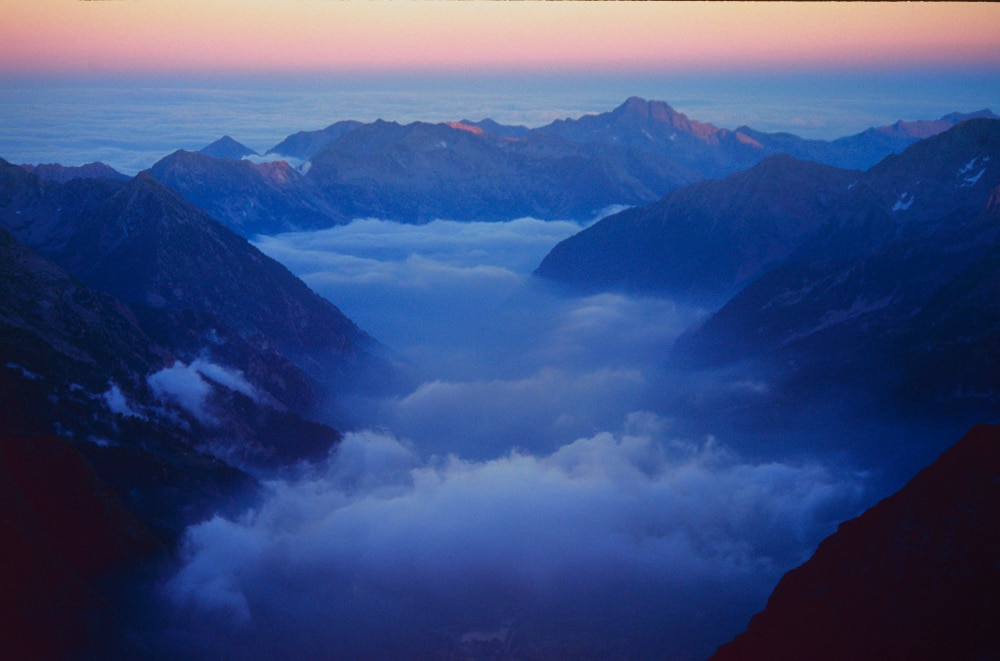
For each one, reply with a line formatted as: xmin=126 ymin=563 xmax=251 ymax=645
xmin=147 ymin=359 xmax=259 ymax=424
xmin=162 ymin=415 xmax=865 ymax=659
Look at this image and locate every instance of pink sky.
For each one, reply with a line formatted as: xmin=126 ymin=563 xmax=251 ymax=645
xmin=2 ymin=1 xmax=999 ymax=76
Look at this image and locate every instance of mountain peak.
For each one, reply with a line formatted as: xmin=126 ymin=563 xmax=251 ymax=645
xmin=940 ymin=108 xmax=998 ymax=123
xmin=199 ymin=135 xmax=258 ymax=160
xmin=615 ymin=96 xmax=679 ymax=120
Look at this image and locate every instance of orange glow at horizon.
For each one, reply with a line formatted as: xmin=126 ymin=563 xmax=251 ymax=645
xmin=1 ymin=1 xmax=998 ymax=76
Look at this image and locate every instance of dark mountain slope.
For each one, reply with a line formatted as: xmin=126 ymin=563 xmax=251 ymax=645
xmin=710 ymin=423 xmax=1000 ymax=661
xmin=536 ymin=154 xmax=859 ymax=302
xmin=675 ymin=119 xmax=1000 ymax=412
xmin=0 ymin=163 xmax=384 ymax=655
xmin=21 ymin=161 xmax=130 ymax=183
xmin=1 ymin=160 xmax=374 ymax=381
xmin=266 ymin=119 xmax=365 ymax=160
xmin=303 ymin=118 xmax=697 ymax=223
xmin=0 ymin=433 xmax=163 ymax=660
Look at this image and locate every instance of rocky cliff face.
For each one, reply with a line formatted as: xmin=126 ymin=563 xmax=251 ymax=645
xmin=710 ymin=423 xmax=1000 ymax=661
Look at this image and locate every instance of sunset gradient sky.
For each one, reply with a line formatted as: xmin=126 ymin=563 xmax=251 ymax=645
xmin=3 ymin=1 xmax=999 ymax=77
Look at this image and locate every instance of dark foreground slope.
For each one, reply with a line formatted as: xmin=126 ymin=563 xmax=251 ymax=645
xmin=0 ymin=155 xmax=399 ymax=656
xmin=0 ymin=434 xmax=163 ymax=660
xmin=710 ymin=423 xmax=1000 ymax=661
xmin=0 ymin=225 xmax=257 ymax=658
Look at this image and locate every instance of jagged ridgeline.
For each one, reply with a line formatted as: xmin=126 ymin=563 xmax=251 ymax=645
xmin=147 ymin=98 xmax=997 ymax=235
xmin=2 ymin=98 xmax=999 ymax=659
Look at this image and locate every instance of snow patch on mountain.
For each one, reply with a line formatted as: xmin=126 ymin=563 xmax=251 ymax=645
xmin=961 ymin=168 xmax=986 ymax=187
xmin=892 ymin=192 xmax=914 ymax=211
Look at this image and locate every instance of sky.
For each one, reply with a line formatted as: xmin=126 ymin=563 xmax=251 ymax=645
xmin=2 ymin=1 xmax=999 ymax=77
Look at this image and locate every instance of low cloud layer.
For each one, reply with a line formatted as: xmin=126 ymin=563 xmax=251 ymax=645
xmin=115 ymin=216 xmax=892 ymax=659
xmin=147 ymin=359 xmax=260 ymax=425
xmin=256 ymin=218 xmax=707 ymax=457
xmin=159 ymin=416 xmax=864 ymax=660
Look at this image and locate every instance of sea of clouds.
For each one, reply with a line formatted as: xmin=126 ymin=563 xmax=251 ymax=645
xmin=153 ymin=418 xmax=863 ymax=660
xmin=95 ymin=215 xmax=877 ymax=659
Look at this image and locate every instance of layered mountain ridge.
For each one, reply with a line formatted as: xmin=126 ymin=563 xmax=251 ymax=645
xmin=538 ymin=118 xmax=1000 ymax=419
xmin=142 ymin=98 xmax=995 ymax=235
xmin=536 ymin=154 xmax=860 ymax=303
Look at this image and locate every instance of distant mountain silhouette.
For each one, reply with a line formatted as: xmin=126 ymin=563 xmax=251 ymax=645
xmin=266 ymin=119 xmax=365 ymax=160
xmin=736 ymin=108 xmax=999 ymax=170
xmin=147 ymin=98 xmax=996 ymax=232
xmin=710 ymin=423 xmax=1000 ymax=661
xmin=199 ymin=135 xmax=259 ymax=160
xmin=20 ymin=161 xmax=130 ymax=183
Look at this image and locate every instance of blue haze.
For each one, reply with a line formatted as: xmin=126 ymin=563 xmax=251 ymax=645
xmin=1 ymin=70 xmax=998 ymax=174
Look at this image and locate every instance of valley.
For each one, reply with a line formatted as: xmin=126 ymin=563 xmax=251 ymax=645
xmin=1 ymin=96 xmax=998 ymax=660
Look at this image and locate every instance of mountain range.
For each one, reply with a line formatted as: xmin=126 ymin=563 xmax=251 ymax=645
xmin=539 ymin=119 xmax=1000 ymax=427
xmin=0 ymin=154 xmax=404 ymax=654
xmin=144 ymin=98 xmax=996 ymax=235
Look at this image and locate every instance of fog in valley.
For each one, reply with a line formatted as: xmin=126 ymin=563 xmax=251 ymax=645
xmin=100 ymin=214 xmax=901 ymax=660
